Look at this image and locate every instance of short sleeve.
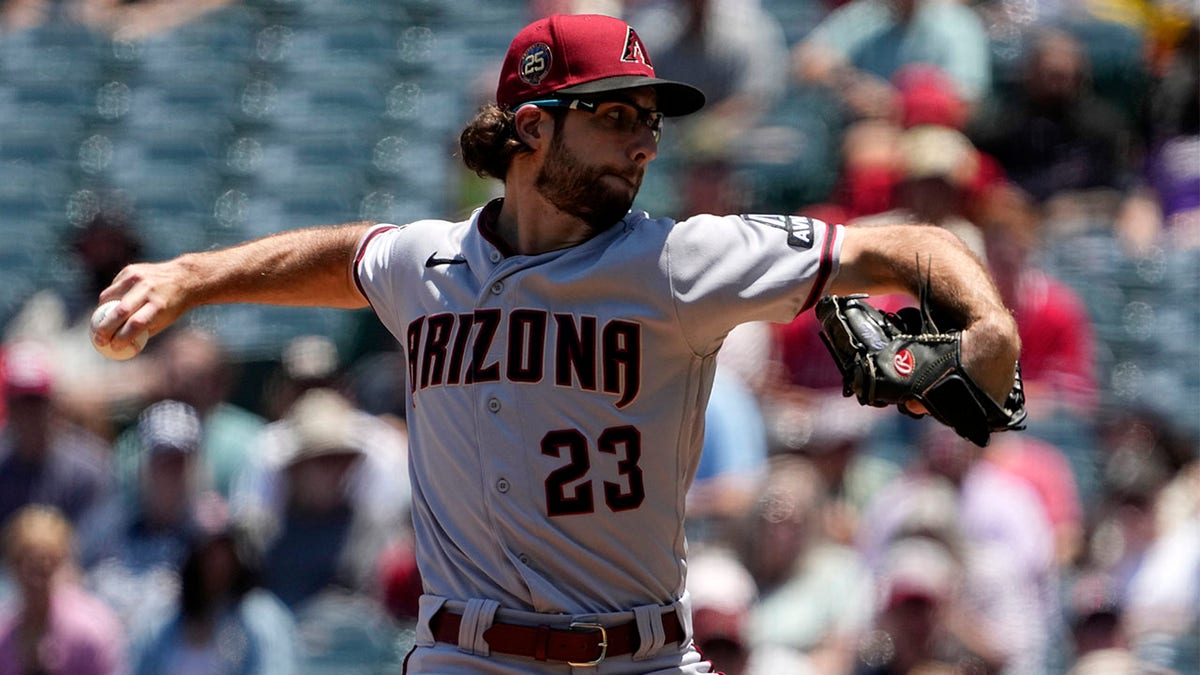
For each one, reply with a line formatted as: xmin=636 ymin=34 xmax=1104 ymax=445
xmin=666 ymin=214 xmax=842 ymax=353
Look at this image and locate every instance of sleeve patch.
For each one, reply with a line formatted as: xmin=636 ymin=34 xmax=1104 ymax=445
xmin=740 ymin=214 xmax=815 ymax=249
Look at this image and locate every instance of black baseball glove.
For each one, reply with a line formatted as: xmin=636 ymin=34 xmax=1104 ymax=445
xmin=815 ymin=293 xmax=1027 ymax=447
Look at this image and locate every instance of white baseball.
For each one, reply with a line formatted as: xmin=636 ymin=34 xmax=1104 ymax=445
xmin=90 ymin=300 xmax=149 ymax=361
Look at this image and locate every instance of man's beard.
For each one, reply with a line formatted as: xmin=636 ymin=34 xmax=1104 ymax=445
xmin=534 ymin=132 xmax=640 ymax=233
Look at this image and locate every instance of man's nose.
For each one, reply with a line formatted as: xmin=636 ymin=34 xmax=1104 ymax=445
xmin=628 ymin=127 xmax=659 ymax=165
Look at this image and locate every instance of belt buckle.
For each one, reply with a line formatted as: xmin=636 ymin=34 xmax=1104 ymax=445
xmin=566 ymin=621 xmax=608 ymax=667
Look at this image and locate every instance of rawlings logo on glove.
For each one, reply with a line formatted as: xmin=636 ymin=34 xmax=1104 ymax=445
xmin=815 ymin=293 xmax=1027 ymax=447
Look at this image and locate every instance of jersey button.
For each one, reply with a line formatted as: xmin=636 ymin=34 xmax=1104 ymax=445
xmin=489 ymin=250 xmax=502 ymax=263
xmin=518 ymin=554 xmax=530 ymax=565
xmin=487 ymin=398 xmax=502 ymax=413
xmin=490 ymin=281 xmax=504 ymax=294
xmin=496 ymin=478 xmax=509 ymax=493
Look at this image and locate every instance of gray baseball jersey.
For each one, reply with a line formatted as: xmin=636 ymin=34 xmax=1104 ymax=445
xmin=354 ymin=199 xmax=842 ymax=615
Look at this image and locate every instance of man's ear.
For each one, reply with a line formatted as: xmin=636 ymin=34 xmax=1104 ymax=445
xmin=514 ymin=106 xmax=550 ymax=150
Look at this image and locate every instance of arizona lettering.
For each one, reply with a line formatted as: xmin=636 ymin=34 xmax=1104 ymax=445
xmin=407 ymin=309 xmax=641 ymax=408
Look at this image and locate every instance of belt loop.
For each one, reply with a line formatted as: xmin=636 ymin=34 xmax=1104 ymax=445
xmin=631 ymin=604 xmax=666 ymax=661
xmin=533 ymin=624 xmax=551 ymax=661
xmin=673 ymin=592 xmax=694 ymax=642
xmin=458 ymin=598 xmax=501 ymax=656
xmin=415 ymin=594 xmax=449 ymax=647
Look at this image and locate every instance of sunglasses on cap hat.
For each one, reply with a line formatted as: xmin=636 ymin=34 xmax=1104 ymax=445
xmin=518 ymin=97 xmax=665 ymax=142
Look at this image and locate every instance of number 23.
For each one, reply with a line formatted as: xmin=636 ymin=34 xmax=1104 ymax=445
xmin=542 ymin=426 xmax=645 ymax=516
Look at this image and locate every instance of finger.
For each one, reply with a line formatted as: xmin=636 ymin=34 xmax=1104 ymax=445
xmin=90 ymin=299 xmax=131 ymax=346
xmin=97 ymin=265 xmax=141 ymax=305
xmin=904 ymin=400 xmax=928 ymax=416
xmin=118 ymin=302 xmax=158 ymax=343
xmin=93 ymin=289 xmax=153 ymax=348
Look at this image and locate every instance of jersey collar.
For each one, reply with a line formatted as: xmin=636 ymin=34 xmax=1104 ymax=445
xmin=475 ymin=198 xmax=514 ymax=258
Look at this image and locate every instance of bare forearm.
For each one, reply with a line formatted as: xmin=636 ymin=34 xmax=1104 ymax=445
xmin=95 ymin=223 xmax=372 ymax=348
xmin=173 ymin=224 xmax=372 ymax=309
xmin=833 ymin=224 xmax=1020 ymax=401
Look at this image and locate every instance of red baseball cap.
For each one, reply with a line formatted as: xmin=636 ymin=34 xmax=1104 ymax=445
xmin=894 ymin=64 xmax=968 ymax=130
xmin=497 ymin=14 xmax=705 ymax=117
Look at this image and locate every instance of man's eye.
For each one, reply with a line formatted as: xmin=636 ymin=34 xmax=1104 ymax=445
xmin=606 ymin=109 xmax=635 ymax=129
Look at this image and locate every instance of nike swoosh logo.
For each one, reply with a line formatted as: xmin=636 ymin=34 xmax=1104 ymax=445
xmin=425 ymin=253 xmax=467 ymax=268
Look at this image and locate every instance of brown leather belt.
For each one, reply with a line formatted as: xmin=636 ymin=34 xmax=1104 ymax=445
xmin=430 ymin=607 xmax=684 ymax=666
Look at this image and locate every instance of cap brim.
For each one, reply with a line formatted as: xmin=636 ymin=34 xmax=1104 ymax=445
xmin=556 ymin=76 xmax=706 ymax=117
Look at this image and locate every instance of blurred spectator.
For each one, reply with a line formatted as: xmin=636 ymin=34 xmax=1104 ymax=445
xmin=893 ymin=64 xmax=971 ymax=132
xmin=1085 ymin=458 xmax=1165 ymax=590
xmin=0 ymin=505 xmax=126 ymax=675
xmin=1123 ymin=461 xmax=1200 ymax=673
xmin=628 ymin=0 xmax=789 ymax=216
xmin=260 ymin=334 xmax=343 ymax=422
xmin=0 ymin=340 xmax=112 ymax=527
xmin=859 ymin=426 xmax=1059 ymax=674
xmin=986 ymin=434 xmax=1084 ymax=568
xmin=846 ymin=124 xmax=994 ymax=256
xmin=969 ymin=27 xmax=1141 ymax=204
xmin=686 ymin=544 xmax=819 ymax=675
xmin=1144 ymin=19 xmax=1199 ymax=149
xmin=761 ymin=390 xmax=898 ymax=546
xmin=1143 ymin=20 xmax=1199 ymax=247
xmin=129 ymin=516 xmax=298 ymax=675
xmin=813 ymin=119 xmax=903 ymax=225
xmin=232 ymin=388 xmax=406 ymax=610
xmin=81 ymin=400 xmax=205 ymax=569
xmin=895 ymin=74 xmax=1009 ymax=198
xmin=793 ymin=0 xmax=992 ymax=120
xmin=76 ymin=400 xmax=220 ymax=631
xmin=1063 ymin=570 xmax=1145 ymax=674
xmin=737 ymin=455 xmax=873 ymax=673
xmin=3 ymin=210 xmax=156 ymax=436
xmin=979 ymin=183 xmax=1100 ymax=416
xmin=631 ymin=0 xmax=789 ymax=158
xmin=344 ymin=349 xmax=409 ymax=424
xmin=800 ymin=64 xmax=1004 ymax=225
xmin=232 ymin=386 xmax=410 ymax=671
xmin=238 ymin=373 xmax=411 ymax=543
xmin=74 ymin=0 xmax=236 ymax=40
xmin=114 ymin=327 xmax=266 ymax=499
xmin=343 ymin=349 xmax=415 ymax=627
xmin=687 ymin=545 xmax=757 ymax=675
xmin=854 ymin=535 xmax=974 ymax=674
xmin=1084 ymin=406 xmax=1193 ymax=596
xmin=978 ymin=181 xmax=1106 ymax=506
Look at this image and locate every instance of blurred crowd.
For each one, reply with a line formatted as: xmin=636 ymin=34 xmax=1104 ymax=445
xmin=0 ymin=0 xmax=1198 ymax=674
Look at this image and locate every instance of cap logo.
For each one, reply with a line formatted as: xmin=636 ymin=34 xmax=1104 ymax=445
xmin=520 ymin=42 xmax=553 ymax=86
xmin=620 ymin=26 xmax=651 ymax=68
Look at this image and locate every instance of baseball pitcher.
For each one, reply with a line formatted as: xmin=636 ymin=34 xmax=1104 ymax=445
xmin=92 ymin=14 xmax=1022 ymax=674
